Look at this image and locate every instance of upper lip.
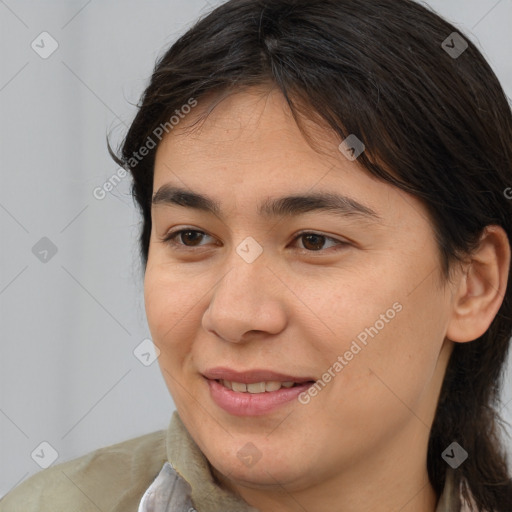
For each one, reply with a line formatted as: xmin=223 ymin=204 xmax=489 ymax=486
xmin=203 ymin=367 xmax=315 ymax=384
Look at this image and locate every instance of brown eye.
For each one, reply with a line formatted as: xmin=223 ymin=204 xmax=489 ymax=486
xmin=162 ymin=229 xmax=213 ymax=249
xmin=161 ymin=229 xmax=347 ymax=254
xmin=294 ymin=232 xmax=347 ymax=252
xmin=177 ymin=230 xmax=205 ymax=246
xmin=300 ymin=234 xmax=326 ymax=251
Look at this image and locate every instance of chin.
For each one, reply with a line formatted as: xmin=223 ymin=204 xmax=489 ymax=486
xmin=210 ymin=447 xmax=309 ymax=490
xmin=224 ymin=464 xmax=298 ymax=489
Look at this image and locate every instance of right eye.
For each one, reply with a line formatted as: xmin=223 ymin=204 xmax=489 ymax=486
xmin=160 ymin=228 xmax=216 ymax=250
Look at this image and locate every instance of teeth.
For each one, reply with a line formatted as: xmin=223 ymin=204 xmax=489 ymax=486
xmin=265 ymin=381 xmax=282 ymax=392
xmin=247 ymin=382 xmax=266 ymax=393
xmin=231 ymin=381 xmax=247 ymax=392
xmin=220 ymin=380 xmax=298 ymax=393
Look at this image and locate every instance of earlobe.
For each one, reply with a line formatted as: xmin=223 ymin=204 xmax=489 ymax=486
xmin=446 ymin=225 xmax=510 ymax=344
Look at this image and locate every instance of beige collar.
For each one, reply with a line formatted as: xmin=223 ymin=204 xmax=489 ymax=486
xmin=166 ymin=411 xmax=258 ymax=511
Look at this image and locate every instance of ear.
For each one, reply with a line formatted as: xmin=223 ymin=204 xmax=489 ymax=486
xmin=446 ymin=225 xmax=510 ymax=343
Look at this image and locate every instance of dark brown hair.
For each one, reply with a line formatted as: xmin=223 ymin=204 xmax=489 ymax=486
xmin=109 ymin=0 xmax=512 ymax=509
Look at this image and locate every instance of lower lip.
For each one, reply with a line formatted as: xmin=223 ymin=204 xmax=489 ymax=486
xmin=206 ymin=378 xmax=313 ymax=416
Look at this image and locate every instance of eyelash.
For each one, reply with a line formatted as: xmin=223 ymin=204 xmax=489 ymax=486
xmin=160 ymin=228 xmax=348 ymax=254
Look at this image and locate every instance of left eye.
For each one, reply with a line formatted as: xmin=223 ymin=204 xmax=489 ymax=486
xmin=293 ymin=232 xmax=345 ymax=252
xmin=161 ymin=229 xmax=346 ymax=252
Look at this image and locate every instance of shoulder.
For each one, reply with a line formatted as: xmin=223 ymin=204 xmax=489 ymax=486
xmin=0 ymin=429 xmax=167 ymax=512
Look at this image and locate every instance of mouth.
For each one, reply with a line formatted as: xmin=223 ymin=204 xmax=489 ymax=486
xmin=202 ymin=367 xmax=315 ymax=384
xmin=215 ymin=379 xmax=311 ymax=393
xmin=202 ymin=367 xmax=316 ymax=416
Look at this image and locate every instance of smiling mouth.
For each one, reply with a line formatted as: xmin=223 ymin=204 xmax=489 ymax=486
xmin=205 ymin=374 xmax=316 ymax=416
xmin=216 ymin=379 xmax=314 ymax=393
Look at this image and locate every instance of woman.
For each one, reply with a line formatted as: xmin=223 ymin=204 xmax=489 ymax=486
xmin=2 ymin=0 xmax=511 ymax=510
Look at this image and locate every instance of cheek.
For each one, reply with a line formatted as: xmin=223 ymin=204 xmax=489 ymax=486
xmin=144 ymin=261 xmax=200 ymax=338
xmin=318 ymin=266 xmax=450 ymax=405
xmin=144 ymin=266 xmax=201 ymax=399
xmin=143 ymin=268 xmax=202 ymax=388
xmin=344 ymin=285 xmax=450 ymax=417
xmin=309 ymin=266 xmax=401 ymax=350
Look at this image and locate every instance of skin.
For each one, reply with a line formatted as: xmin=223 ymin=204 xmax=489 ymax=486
xmin=144 ymin=85 xmax=510 ymax=512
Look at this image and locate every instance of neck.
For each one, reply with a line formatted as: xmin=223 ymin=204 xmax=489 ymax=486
xmin=216 ymin=466 xmax=438 ymax=512
xmin=213 ymin=426 xmax=440 ymax=512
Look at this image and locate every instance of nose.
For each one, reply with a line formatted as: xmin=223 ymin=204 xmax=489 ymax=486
xmin=201 ymin=254 xmax=288 ymax=343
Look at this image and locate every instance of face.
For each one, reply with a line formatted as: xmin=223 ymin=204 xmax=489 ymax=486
xmin=144 ymin=86 xmax=456 ymax=492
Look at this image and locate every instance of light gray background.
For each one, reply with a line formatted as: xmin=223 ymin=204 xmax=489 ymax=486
xmin=1 ymin=0 xmax=511 ymax=498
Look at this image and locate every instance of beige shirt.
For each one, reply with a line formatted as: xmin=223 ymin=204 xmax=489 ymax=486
xmin=0 ymin=411 xmax=460 ymax=511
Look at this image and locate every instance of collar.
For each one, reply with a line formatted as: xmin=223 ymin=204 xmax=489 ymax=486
xmin=139 ymin=411 xmax=458 ymax=512
xmin=138 ymin=411 xmax=257 ymax=512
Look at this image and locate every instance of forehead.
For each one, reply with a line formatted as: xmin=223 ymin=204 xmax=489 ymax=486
xmin=154 ymin=86 xmax=341 ymax=173
xmin=151 ymin=87 xmax=430 ymax=234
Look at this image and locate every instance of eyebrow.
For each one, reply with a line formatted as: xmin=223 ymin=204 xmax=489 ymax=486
xmin=151 ymin=184 xmax=381 ymax=222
